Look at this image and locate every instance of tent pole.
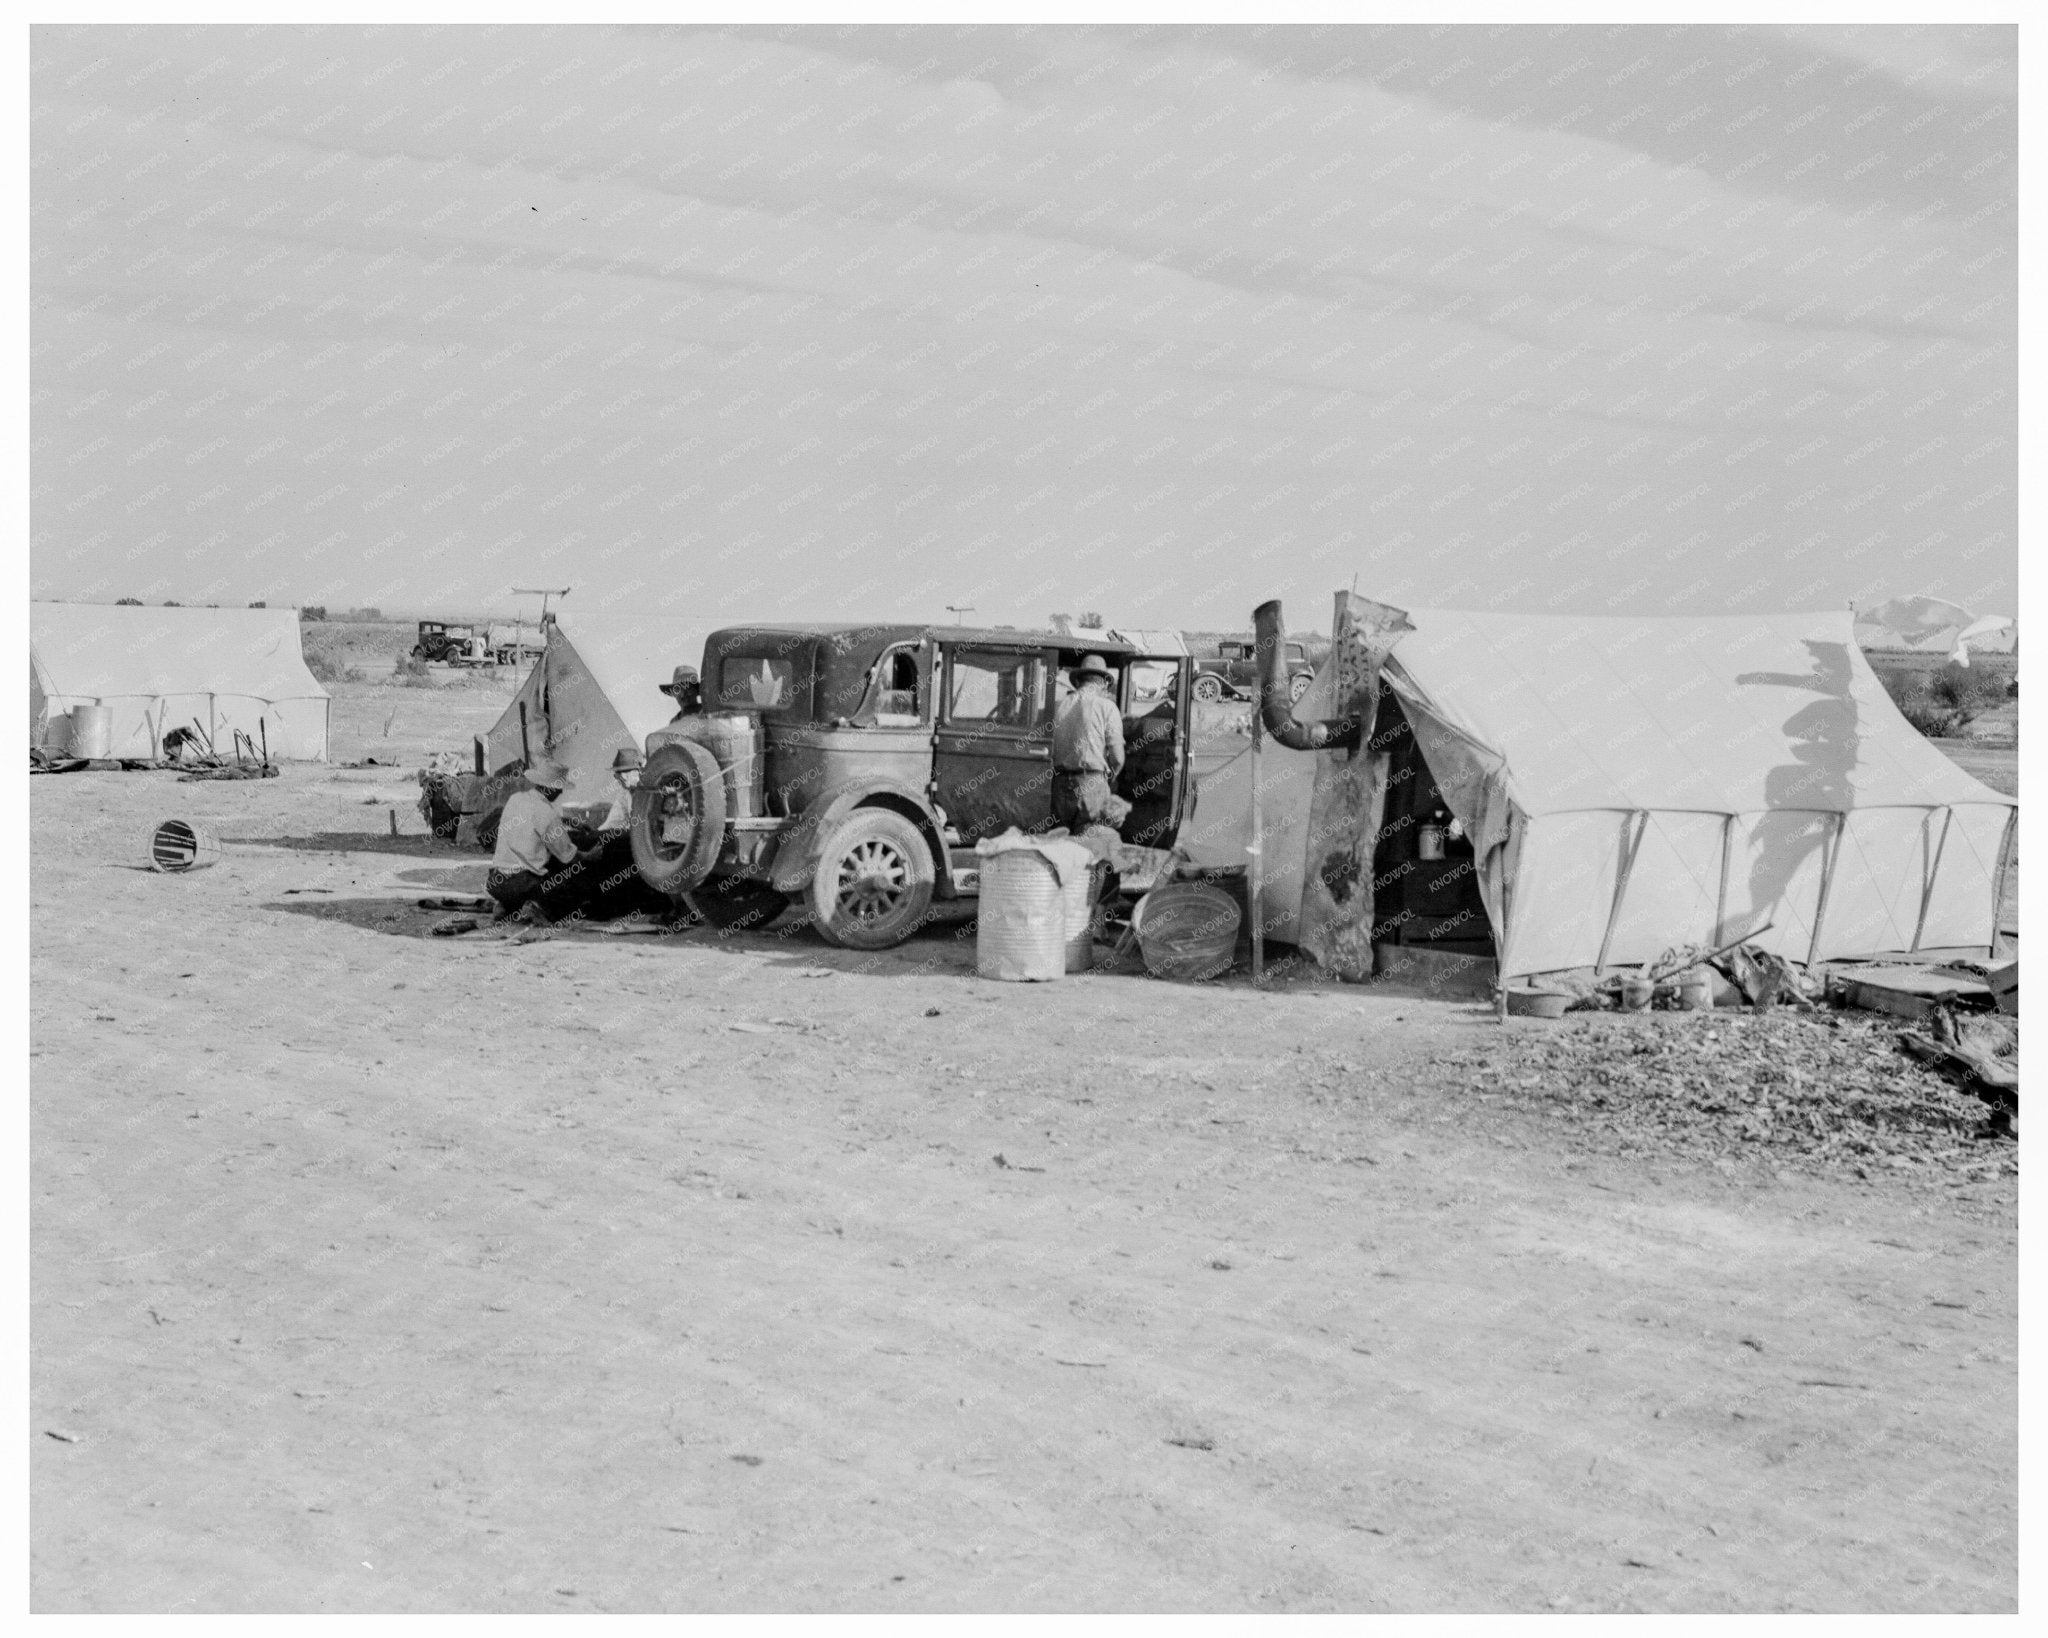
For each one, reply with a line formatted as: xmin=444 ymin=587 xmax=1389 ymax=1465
xmin=1249 ymin=707 xmax=1264 ymax=986
xmin=1712 ymin=813 xmax=1735 ymax=947
xmin=1909 ymin=807 xmax=1952 ymax=954
xmin=1805 ymin=813 xmax=1846 ymax=969
xmin=1595 ymin=811 xmax=1646 ymax=974
xmin=1493 ymin=810 xmax=1515 ymax=1023
xmin=1988 ymin=808 xmax=2017 ymax=958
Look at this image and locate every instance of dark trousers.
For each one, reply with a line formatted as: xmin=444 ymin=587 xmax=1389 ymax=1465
xmin=1052 ymin=769 xmax=1116 ymax=831
xmin=487 ymin=834 xmax=662 ymax=922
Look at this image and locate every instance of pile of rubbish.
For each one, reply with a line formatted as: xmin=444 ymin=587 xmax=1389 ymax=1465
xmin=1445 ymin=1010 xmax=2018 ymax=1180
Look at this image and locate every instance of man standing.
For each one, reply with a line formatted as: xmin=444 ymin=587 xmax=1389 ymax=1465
xmin=1051 ymin=653 xmax=1125 ymax=832
xmin=485 ymin=757 xmax=597 ymax=924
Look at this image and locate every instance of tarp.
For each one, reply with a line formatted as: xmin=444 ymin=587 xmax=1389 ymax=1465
xmin=1852 ymin=595 xmax=2016 ymax=656
xmin=1258 ymin=605 xmax=2015 ymax=981
xmin=481 ymin=613 xmax=701 ymax=805
xmin=29 ymin=603 xmax=329 ymax=760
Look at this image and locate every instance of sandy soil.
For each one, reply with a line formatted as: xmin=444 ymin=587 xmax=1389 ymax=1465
xmin=31 ymin=683 xmax=2016 ymax=1612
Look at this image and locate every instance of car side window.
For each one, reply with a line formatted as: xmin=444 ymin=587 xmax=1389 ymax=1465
xmin=945 ymin=650 xmax=1048 ymax=730
xmin=868 ymin=644 xmax=923 ymax=722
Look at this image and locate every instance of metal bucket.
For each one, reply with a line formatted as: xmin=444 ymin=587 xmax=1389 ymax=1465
xmin=69 ymin=704 xmax=114 ymax=760
xmin=148 ymin=819 xmax=221 ymax=874
xmin=1133 ymin=881 xmax=1241 ymax=982
xmin=976 ymin=849 xmax=1067 ymax=981
xmin=1675 ymin=968 xmax=1715 ymax=1011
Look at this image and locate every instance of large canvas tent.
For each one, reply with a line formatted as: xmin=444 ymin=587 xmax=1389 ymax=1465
xmin=481 ymin=613 xmax=700 ymax=805
xmin=30 ymin=602 xmax=329 ymax=760
xmin=1250 ymin=604 xmax=2015 ymax=983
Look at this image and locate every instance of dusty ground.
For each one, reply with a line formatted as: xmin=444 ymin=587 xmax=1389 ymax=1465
xmin=31 ymin=681 xmax=2016 ymax=1612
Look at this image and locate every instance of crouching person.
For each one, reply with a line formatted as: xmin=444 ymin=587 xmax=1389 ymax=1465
xmin=585 ymin=747 xmax=673 ymax=920
xmin=486 ymin=757 xmax=600 ymax=926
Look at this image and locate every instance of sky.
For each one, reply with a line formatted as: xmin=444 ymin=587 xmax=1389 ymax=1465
xmin=30 ymin=22 xmax=2018 ymax=633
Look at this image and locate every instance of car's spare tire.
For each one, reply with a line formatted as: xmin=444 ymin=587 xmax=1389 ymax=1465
xmin=630 ymin=739 xmax=726 ymax=897
xmin=806 ymin=808 xmax=934 ymax=950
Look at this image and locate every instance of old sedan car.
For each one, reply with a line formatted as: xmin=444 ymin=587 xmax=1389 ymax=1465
xmin=628 ymin=624 xmax=1196 ymax=948
xmin=1193 ymin=636 xmax=1314 ymax=704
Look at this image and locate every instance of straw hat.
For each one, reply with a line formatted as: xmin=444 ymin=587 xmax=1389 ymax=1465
xmin=1069 ymin=653 xmax=1115 ymax=685
xmin=658 ymin=665 xmax=699 ymax=698
xmin=525 ymin=757 xmax=570 ymax=790
xmin=611 ymin=746 xmax=645 ymax=773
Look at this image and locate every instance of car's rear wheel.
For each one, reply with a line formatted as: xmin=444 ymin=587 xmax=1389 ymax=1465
xmin=1193 ymin=673 xmax=1225 ymax=703
xmin=690 ymin=875 xmax=787 ymax=932
xmin=630 ymin=740 xmax=726 ymax=897
xmin=1289 ymin=670 xmax=1313 ymax=703
xmin=807 ymin=809 xmax=934 ymax=950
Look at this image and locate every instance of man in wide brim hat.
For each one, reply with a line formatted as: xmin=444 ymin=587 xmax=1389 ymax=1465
xmin=658 ymin=664 xmax=701 ymax=716
xmin=484 ymin=754 xmax=597 ymax=925
xmin=1051 ymin=653 xmax=1126 ymax=835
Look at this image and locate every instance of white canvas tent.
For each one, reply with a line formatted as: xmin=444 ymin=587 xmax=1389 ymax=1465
xmin=30 ymin=603 xmax=329 ymax=760
xmin=1239 ymin=605 xmax=2015 ymax=982
xmin=481 ymin=613 xmax=700 ymax=805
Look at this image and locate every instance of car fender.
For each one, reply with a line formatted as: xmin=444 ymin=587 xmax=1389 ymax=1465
xmin=769 ymin=778 xmax=950 ymax=896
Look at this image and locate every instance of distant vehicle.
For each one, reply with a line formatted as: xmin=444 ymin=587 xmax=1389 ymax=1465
xmin=412 ymin=621 xmax=487 ymax=664
xmin=485 ymin=624 xmax=546 ymax=667
xmin=1194 ymin=637 xmax=1313 ymax=704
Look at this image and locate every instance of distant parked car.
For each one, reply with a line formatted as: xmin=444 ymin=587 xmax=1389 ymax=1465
xmin=1194 ymin=638 xmax=1313 ymax=704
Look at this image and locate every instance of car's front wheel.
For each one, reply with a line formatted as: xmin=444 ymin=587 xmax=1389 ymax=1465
xmin=1192 ymin=673 xmax=1225 ymax=703
xmin=807 ymin=809 xmax=934 ymax=950
xmin=1289 ymin=670 xmax=1313 ymax=703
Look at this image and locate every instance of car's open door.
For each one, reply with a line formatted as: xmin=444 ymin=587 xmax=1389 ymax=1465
xmin=931 ymin=644 xmax=1054 ymax=840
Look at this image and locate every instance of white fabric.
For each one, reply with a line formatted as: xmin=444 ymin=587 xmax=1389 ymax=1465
xmin=30 ymin=603 xmax=329 ymax=760
xmin=1247 ymin=604 xmax=2013 ymax=979
xmin=1853 ymin=595 xmax=1975 ymax=653
xmin=483 ymin=613 xmax=701 ymax=803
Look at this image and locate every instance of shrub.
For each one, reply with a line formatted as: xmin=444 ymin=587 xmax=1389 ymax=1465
xmin=304 ymin=649 xmax=345 ymax=685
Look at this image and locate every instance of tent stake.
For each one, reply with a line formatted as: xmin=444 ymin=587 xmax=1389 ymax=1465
xmin=1805 ymin=812 xmax=1845 ymax=969
xmin=1909 ymin=807 xmax=1952 ymax=954
xmin=1594 ymin=811 xmax=1647 ymax=974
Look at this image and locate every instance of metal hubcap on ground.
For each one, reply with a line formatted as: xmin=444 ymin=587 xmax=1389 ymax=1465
xmin=837 ymin=838 xmax=909 ymax=924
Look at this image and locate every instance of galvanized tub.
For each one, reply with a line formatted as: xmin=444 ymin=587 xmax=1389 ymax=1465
xmin=1132 ymin=881 xmax=1240 ymax=982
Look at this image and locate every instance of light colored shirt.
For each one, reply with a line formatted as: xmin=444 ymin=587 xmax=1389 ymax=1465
xmin=493 ymin=788 xmax=579 ymax=874
xmin=1053 ymin=686 xmax=1125 ymax=775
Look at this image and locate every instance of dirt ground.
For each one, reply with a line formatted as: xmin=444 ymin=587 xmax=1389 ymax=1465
xmin=31 ymin=681 xmax=2016 ymax=1612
